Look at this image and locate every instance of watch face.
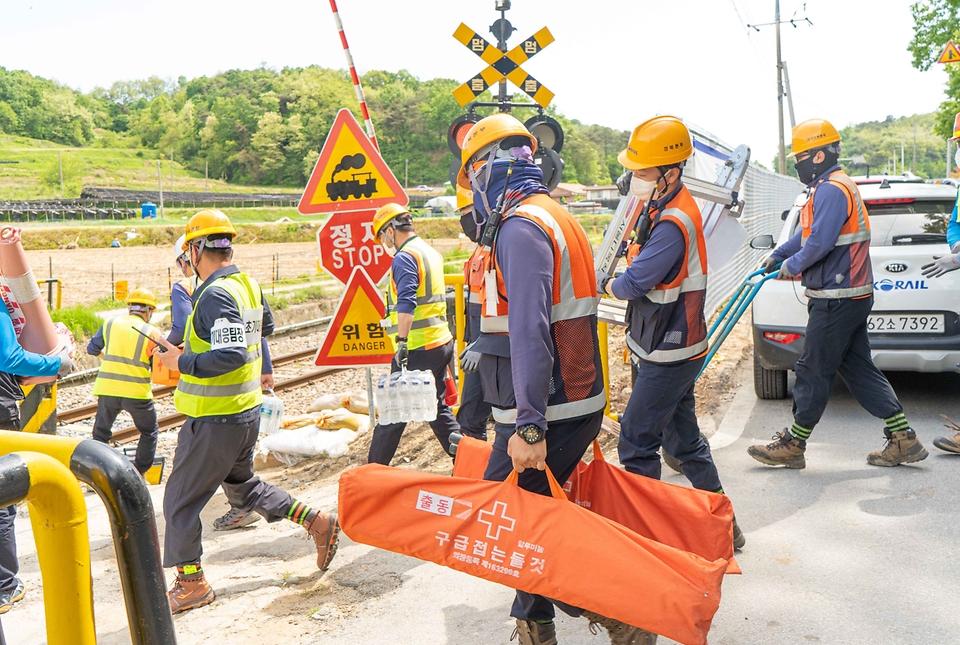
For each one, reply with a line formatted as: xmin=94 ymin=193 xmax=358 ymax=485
xmin=518 ymin=424 xmax=543 ymax=443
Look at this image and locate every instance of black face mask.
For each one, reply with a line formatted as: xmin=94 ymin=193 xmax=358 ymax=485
xmin=459 ymin=210 xmax=481 ymax=243
xmin=795 ymin=156 xmax=816 ymax=185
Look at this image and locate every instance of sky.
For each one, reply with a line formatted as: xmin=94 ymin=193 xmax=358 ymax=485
xmin=0 ymin=0 xmax=949 ymax=168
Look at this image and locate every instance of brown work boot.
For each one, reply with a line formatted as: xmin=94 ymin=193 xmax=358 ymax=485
xmin=867 ymin=429 xmax=929 ymax=466
xmin=747 ymin=429 xmax=806 ymax=469
xmin=168 ymin=574 xmax=215 ymax=614
xmin=583 ymin=610 xmax=658 ymax=645
xmin=511 ymin=619 xmax=558 ymax=645
xmin=304 ymin=511 xmax=340 ymax=571
xmin=933 ymin=431 xmax=960 ymax=454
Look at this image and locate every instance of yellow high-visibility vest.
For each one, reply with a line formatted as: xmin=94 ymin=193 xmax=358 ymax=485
xmin=386 ymin=236 xmax=452 ymax=351
xmin=174 ymin=273 xmax=264 ymax=418
xmin=93 ymin=314 xmax=159 ymax=400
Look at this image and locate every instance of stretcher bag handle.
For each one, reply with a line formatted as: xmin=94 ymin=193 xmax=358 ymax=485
xmin=505 ymin=466 xmax=567 ymax=500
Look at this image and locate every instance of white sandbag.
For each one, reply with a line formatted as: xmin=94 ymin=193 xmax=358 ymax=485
xmin=316 ymin=408 xmax=369 ymax=433
xmin=260 ymin=426 xmax=359 ymax=466
xmin=307 ymin=393 xmax=350 ymax=414
xmin=280 ymin=412 xmax=322 ymax=430
xmin=346 ymin=389 xmax=372 ymax=415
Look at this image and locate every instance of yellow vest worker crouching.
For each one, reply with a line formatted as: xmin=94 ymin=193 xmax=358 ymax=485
xmin=86 ymin=288 xmax=162 ymax=475
xmin=367 ymin=203 xmax=460 ymax=465
xmin=153 ymin=209 xmax=340 ymax=615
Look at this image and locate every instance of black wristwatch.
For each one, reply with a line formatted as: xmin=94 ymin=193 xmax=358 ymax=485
xmin=516 ymin=423 xmax=546 ymax=444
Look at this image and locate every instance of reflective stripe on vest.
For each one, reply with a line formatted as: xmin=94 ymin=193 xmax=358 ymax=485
xmin=490 ymin=391 xmax=608 ymax=425
xmin=174 ymin=273 xmax=264 ymax=418
xmin=93 ymin=314 xmax=157 ymax=399
xmin=386 ymin=236 xmax=452 ymax=351
xmin=629 ymin=201 xmax=710 ymax=364
xmin=800 ymin=170 xmax=874 ymax=299
xmin=481 ymin=201 xmax=599 ymax=334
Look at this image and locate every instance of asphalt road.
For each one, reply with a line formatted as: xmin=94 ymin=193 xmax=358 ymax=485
xmin=315 ymin=369 xmax=960 ymax=645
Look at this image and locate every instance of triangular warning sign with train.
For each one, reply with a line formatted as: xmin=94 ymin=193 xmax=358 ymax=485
xmin=299 ymin=109 xmax=408 ymax=215
xmin=938 ymin=40 xmax=960 ymax=64
xmin=314 ymin=266 xmax=395 ymax=368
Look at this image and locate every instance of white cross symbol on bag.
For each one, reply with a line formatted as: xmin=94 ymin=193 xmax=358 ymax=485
xmin=477 ymin=501 xmax=516 ymax=541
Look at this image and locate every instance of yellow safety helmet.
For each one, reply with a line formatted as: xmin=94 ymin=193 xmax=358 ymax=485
xmin=457 ymin=113 xmax=538 ymax=189
xmin=126 ymin=288 xmax=157 ymax=309
xmin=618 ymin=116 xmax=693 ymax=171
xmin=372 ymin=203 xmax=412 ymax=239
xmin=950 ymin=112 xmax=960 ymax=141
xmin=456 ymin=186 xmax=474 ymax=212
xmin=183 ymin=209 xmax=237 ymax=249
xmin=788 ymin=118 xmax=841 ymax=157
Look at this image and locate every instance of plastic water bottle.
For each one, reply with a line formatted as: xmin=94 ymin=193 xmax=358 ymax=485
xmin=408 ymin=373 xmax=424 ymax=421
xmin=376 ymin=374 xmax=392 ymax=425
xmin=422 ymin=370 xmax=438 ymax=422
xmin=259 ymin=391 xmax=284 ymax=435
xmin=396 ymin=372 xmax=412 ymax=421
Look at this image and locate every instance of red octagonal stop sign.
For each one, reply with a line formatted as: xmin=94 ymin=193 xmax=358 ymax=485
xmin=317 ymin=209 xmax=392 ymax=286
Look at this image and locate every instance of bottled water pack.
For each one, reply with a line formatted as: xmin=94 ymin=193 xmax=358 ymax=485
xmin=259 ymin=391 xmax=284 ymax=435
xmin=376 ymin=369 xmax=438 ymax=424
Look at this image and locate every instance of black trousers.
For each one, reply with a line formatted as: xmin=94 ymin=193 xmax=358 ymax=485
xmin=368 ymin=340 xmax=460 ymax=465
xmin=92 ymin=395 xmax=159 ymax=474
xmin=455 ymin=369 xmax=490 ymax=441
xmin=619 ymin=355 xmax=722 ymax=493
xmin=483 ymin=411 xmax=603 ymax=622
xmin=793 ymin=295 xmax=902 ymax=431
xmin=162 ymin=416 xmax=294 ymax=568
xmin=0 ymin=420 xmax=18 ymax=593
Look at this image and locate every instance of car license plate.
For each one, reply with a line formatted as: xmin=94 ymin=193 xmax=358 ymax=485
xmin=867 ymin=314 xmax=945 ymax=334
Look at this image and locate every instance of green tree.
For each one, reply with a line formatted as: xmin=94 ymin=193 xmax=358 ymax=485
xmin=40 ymin=152 xmax=84 ymax=198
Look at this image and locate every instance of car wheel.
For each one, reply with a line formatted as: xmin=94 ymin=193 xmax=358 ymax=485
xmin=753 ymin=353 xmax=788 ymax=399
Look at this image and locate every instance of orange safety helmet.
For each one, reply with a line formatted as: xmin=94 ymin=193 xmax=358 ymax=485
xmin=618 ymin=116 xmax=692 ymax=171
xmin=788 ymin=118 xmax=841 ymax=157
xmin=456 ymin=186 xmax=474 ymax=212
xmin=457 ymin=113 xmax=538 ymax=189
xmin=183 ymin=209 xmax=237 ymax=249
xmin=126 ymin=287 xmax=157 ymax=309
xmin=372 ymin=203 xmax=412 ymax=238
xmin=950 ymin=112 xmax=960 ymax=141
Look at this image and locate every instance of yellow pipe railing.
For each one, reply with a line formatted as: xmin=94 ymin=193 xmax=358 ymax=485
xmin=3 ymin=451 xmax=95 ymax=645
xmin=598 ymin=321 xmax=614 ymax=420
xmin=444 ymin=274 xmax=467 ymax=394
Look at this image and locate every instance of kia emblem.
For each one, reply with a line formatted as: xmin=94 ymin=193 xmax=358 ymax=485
xmin=885 ymin=262 xmax=907 ymax=273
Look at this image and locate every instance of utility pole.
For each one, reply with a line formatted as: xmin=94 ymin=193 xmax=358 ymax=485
xmin=901 ymin=140 xmax=905 ymax=176
xmin=748 ymin=3 xmax=812 ymax=175
xmin=204 ymin=160 xmax=209 ymax=192
xmin=157 ymin=159 xmax=165 ymax=218
xmin=782 ymin=60 xmax=796 ymax=129
xmin=913 ymin=123 xmax=917 ymax=173
xmin=170 ymin=149 xmax=175 ymax=192
xmin=57 ymin=150 xmax=64 ymax=193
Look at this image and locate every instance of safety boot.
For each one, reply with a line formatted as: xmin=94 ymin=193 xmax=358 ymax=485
xmin=511 ymin=619 xmax=558 ymax=645
xmin=747 ymin=429 xmax=806 ymax=469
xmin=304 ymin=511 xmax=340 ymax=571
xmin=583 ymin=611 xmax=658 ymax=645
xmin=168 ymin=574 xmax=215 ymax=614
xmin=213 ymin=506 xmax=262 ymax=531
xmin=732 ymin=515 xmax=745 ymax=551
xmin=867 ymin=429 xmax=929 ymax=467
xmin=933 ymin=431 xmax=960 ymax=454
xmin=0 ymin=578 xmax=25 ymax=614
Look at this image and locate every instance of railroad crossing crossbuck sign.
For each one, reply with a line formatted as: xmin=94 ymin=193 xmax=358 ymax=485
xmin=299 ymin=108 xmax=407 ymax=215
xmin=451 ymin=23 xmax=555 ymax=107
xmin=314 ymin=267 xmax=395 ymax=369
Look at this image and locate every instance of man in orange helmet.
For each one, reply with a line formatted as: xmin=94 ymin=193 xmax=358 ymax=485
xmin=154 ymin=209 xmax=339 ymax=613
xmin=749 ymin=119 xmax=928 ymax=468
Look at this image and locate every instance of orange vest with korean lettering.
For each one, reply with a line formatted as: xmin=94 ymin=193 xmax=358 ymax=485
xmin=464 ymin=245 xmax=488 ymax=344
xmin=479 ymin=193 xmax=605 ymax=423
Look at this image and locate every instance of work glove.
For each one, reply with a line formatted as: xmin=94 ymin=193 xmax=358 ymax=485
xmin=763 ymin=256 xmax=780 ymax=275
xmin=56 ymin=346 xmax=75 ymax=378
xmin=952 ymin=242 xmax=960 ymax=254
xmin=921 ymin=254 xmax=960 ymax=279
xmin=777 ymin=262 xmax=796 ymax=279
xmin=459 ymin=344 xmax=481 ymax=373
xmin=596 ymin=269 xmax=613 ymax=296
xmin=616 ymin=170 xmax=632 ymax=197
xmin=395 ymin=340 xmax=408 ymax=369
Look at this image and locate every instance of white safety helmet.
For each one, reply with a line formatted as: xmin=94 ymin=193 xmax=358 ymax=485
xmin=174 ymin=235 xmax=187 ymax=264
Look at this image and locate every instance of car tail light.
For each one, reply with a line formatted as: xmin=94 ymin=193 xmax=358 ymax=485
xmin=763 ymin=332 xmax=802 ymax=344
xmin=864 ymin=198 xmax=915 ymax=205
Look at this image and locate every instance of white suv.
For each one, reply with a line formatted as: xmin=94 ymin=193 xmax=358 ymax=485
xmin=750 ymin=179 xmax=958 ymax=399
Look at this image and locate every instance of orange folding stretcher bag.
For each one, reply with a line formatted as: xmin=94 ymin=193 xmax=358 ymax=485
xmin=339 ymin=463 xmax=729 ymax=645
xmin=452 ymin=436 xmax=740 ymax=574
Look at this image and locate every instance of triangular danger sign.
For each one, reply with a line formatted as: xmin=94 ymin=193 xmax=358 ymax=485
xmin=299 ymin=109 xmax=408 ymax=215
xmin=939 ymin=40 xmax=960 ymax=64
xmin=314 ymin=266 xmax=395 ymax=368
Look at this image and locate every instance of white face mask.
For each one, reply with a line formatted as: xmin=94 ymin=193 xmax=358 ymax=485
xmin=381 ymin=229 xmax=397 ymax=257
xmin=630 ymin=175 xmax=656 ymax=199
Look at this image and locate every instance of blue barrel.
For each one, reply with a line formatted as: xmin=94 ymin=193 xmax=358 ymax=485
xmin=141 ymin=202 xmax=157 ymax=219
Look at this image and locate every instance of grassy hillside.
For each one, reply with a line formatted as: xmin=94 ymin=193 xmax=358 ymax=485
xmin=0 ymin=134 xmax=298 ymax=200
